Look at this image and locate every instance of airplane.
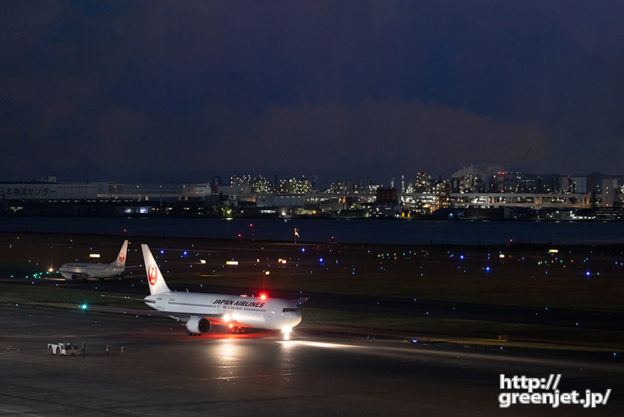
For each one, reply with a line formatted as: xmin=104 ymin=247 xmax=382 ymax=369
xmin=59 ymin=240 xmax=128 ymax=280
xmin=140 ymin=243 xmax=302 ymax=337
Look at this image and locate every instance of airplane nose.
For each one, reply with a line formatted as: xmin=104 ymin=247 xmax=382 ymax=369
xmin=293 ymin=310 xmax=302 ymax=326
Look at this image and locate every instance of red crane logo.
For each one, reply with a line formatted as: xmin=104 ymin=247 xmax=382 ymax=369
xmin=148 ymin=264 xmax=157 ymax=285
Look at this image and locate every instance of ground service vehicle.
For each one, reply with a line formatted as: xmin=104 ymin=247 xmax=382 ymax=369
xmin=48 ymin=342 xmax=81 ymax=356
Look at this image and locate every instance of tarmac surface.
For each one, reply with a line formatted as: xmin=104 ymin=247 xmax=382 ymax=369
xmin=0 ymin=305 xmax=622 ymax=416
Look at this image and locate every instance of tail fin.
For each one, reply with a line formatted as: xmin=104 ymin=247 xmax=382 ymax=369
xmin=112 ymin=240 xmax=129 ymax=268
xmin=141 ymin=244 xmax=171 ymax=295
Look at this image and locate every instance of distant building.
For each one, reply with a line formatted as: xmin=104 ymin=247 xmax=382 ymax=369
xmin=251 ymin=175 xmax=272 ymax=193
xmin=375 ymin=187 xmax=398 ymax=205
xmin=570 ymin=176 xmax=587 ymax=194
xmin=230 ymin=174 xmax=252 ymax=187
xmin=433 ymin=181 xmax=451 ymax=209
xmin=411 ymin=172 xmax=434 ymax=193
xmin=256 ymin=194 xmax=307 ymax=208
xmin=278 ymin=177 xmax=312 ymax=194
xmin=451 ymin=175 xmax=483 ymax=193
xmin=0 ymin=181 xmax=105 ymax=200
xmin=326 ymin=180 xmax=349 ymax=194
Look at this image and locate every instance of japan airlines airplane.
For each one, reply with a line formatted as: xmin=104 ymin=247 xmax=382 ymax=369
xmin=141 ymin=244 xmax=302 ymax=337
xmin=59 ymin=240 xmax=128 ymax=280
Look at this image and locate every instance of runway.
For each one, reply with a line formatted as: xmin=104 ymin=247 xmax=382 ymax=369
xmin=0 ymin=305 xmax=621 ymax=416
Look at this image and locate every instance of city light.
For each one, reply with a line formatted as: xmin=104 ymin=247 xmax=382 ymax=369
xmin=6 ymin=170 xmax=623 ymax=220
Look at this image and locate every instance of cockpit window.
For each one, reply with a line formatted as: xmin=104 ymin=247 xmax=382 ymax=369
xmin=282 ymin=308 xmax=298 ymax=313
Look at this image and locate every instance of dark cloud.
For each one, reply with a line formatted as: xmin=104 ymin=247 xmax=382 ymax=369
xmin=241 ymin=99 xmax=548 ymax=174
xmin=0 ymin=0 xmax=622 ymax=181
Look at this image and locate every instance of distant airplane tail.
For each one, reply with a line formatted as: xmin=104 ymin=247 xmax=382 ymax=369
xmin=112 ymin=240 xmax=129 ymax=268
xmin=141 ymin=244 xmax=171 ymax=295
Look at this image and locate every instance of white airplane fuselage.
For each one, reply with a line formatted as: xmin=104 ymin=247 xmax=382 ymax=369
xmin=144 ymin=292 xmax=302 ymax=331
xmin=59 ymin=263 xmax=125 ymax=280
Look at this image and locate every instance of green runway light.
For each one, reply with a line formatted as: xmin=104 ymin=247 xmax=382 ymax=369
xmin=81 ymin=304 xmax=88 ymax=310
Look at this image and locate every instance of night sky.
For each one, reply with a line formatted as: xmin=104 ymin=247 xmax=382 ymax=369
xmin=1 ymin=1 xmax=623 ymax=183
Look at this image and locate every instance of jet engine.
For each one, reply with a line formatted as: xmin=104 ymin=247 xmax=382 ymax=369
xmin=185 ymin=316 xmax=211 ymax=334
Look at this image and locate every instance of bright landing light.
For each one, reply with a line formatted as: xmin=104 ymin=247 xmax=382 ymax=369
xmin=279 ymin=340 xmax=358 ymax=350
xmin=281 ymin=327 xmax=292 ymax=340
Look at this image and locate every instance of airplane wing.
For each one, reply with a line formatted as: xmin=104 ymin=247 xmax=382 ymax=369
xmin=122 ymin=265 xmax=144 ymax=270
xmin=99 ymin=295 xmax=227 ymax=322
xmin=100 ymin=294 xmax=154 ymax=303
